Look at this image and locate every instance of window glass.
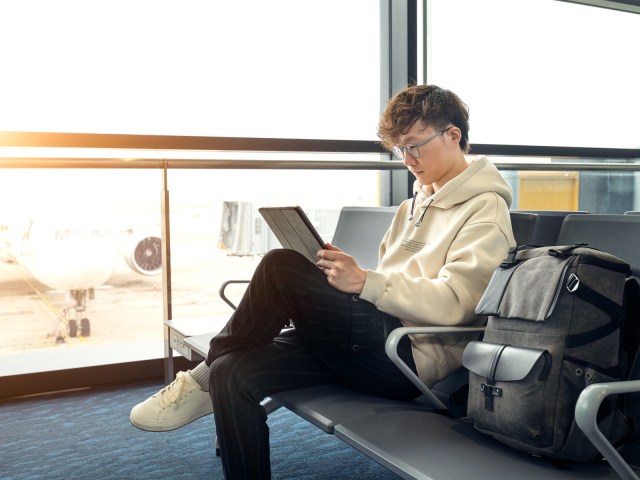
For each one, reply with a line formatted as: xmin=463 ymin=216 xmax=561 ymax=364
xmin=428 ymin=0 xmax=640 ymax=149
xmin=0 ymin=166 xmax=384 ymax=376
xmin=0 ymin=0 xmax=379 ymax=140
xmin=494 ymin=161 xmax=640 ymax=213
xmin=0 ymin=169 xmax=163 ymax=374
xmin=0 ymin=1 xmax=383 ymax=380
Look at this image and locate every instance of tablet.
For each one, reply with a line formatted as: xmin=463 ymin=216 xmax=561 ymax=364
xmin=258 ymin=206 xmax=326 ymax=264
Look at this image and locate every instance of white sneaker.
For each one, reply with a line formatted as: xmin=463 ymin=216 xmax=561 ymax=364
xmin=130 ymin=371 xmax=213 ymax=432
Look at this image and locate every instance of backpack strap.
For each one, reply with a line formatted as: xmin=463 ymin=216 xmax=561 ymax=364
xmin=626 ymin=348 xmax=640 ymax=439
xmin=565 ymin=274 xmax=624 ymax=349
xmin=622 ymin=278 xmax=640 ymax=439
xmin=504 ymin=244 xmax=589 ymax=265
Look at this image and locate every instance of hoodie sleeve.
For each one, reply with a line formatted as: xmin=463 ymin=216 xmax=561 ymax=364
xmin=360 ymin=213 xmax=511 ymax=327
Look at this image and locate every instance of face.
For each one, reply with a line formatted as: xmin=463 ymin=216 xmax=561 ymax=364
xmin=395 ymin=119 xmax=466 ymax=191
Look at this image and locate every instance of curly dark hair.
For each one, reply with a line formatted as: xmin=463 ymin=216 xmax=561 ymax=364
xmin=378 ymin=84 xmax=470 ymax=153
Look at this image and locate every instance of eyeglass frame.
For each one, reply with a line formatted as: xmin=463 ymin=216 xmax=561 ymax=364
xmin=390 ymin=126 xmax=453 ymax=161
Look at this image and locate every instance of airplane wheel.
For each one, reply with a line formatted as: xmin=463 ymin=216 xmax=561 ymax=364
xmin=69 ymin=320 xmax=78 ymax=337
xmin=81 ymin=318 xmax=91 ymax=337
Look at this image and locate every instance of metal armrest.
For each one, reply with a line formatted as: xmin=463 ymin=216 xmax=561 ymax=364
xmin=385 ymin=326 xmax=485 ymax=412
xmin=218 ymin=280 xmax=250 ymax=310
xmin=575 ymin=380 xmax=640 ymax=480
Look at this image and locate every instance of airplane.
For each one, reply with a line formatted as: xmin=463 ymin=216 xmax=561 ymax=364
xmin=0 ymin=213 xmax=162 ymax=340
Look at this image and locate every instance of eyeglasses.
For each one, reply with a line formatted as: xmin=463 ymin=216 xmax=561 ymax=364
xmin=391 ymin=126 xmax=452 ymax=161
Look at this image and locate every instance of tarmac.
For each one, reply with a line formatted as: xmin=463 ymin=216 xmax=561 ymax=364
xmin=0 ymin=223 xmax=263 ymax=376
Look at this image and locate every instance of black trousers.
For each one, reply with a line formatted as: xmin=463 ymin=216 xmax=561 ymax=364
xmin=205 ymin=249 xmax=419 ymax=479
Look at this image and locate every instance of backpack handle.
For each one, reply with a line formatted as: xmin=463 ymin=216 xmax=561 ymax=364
xmin=548 ymin=243 xmax=589 ymax=258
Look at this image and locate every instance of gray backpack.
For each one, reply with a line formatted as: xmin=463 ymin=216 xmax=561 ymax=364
xmin=463 ymin=245 xmax=631 ymax=461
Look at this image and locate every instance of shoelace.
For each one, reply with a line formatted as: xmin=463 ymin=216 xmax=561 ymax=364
xmin=155 ymin=371 xmax=191 ymax=408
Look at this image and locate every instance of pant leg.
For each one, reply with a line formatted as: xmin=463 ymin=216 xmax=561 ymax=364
xmin=209 ymin=330 xmax=334 ymax=480
xmin=205 ymin=249 xmax=329 ymax=365
xmin=295 ymin=296 xmax=419 ymax=399
xmin=206 ymin=248 xmax=416 ymax=389
xmin=207 ymin=249 xmax=420 ymax=478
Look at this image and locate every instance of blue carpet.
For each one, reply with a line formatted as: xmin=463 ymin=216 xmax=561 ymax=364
xmin=0 ymin=382 xmax=400 ymax=479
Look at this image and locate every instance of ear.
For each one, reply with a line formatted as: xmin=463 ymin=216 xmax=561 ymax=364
xmin=447 ymin=127 xmax=462 ymax=146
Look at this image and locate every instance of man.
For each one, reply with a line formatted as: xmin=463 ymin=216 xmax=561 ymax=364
xmin=130 ymin=84 xmax=516 ymax=479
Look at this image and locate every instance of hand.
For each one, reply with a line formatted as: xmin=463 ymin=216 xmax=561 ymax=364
xmin=316 ymin=243 xmax=367 ymax=294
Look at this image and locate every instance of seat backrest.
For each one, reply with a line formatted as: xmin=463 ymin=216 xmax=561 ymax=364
xmin=509 ymin=211 xmax=539 ymax=246
xmin=556 ymin=214 xmax=640 ymax=357
xmin=557 ymin=214 xmax=640 ymax=357
xmin=518 ymin=210 xmax=589 ymax=246
xmin=556 ymin=214 xmax=640 ymax=277
xmin=331 ymin=206 xmax=398 ymax=270
xmin=557 ymin=214 xmax=640 ymax=442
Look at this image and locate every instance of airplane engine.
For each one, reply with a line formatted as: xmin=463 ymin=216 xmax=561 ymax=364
xmin=123 ymin=231 xmax=162 ymax=275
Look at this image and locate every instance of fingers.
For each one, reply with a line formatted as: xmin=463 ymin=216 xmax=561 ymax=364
xmin=316 ymin=250 xmax=331 ymax=263
xmin=316 ymin=253 xmax=336 ymax=274
xmin=317 ymin=244 xmax=343 ymax=259
xmin=315 ymin=251 xmax=331 ymax=271
xmin=316 ymin=252 xmax=338 ymax=271
xmin=316 ymin=258 xmax=336 ymax=272
xmin=316 ymin=255 xmax=347 ymax=275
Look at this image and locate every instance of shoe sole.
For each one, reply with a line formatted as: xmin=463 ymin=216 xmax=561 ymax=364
xmin=129 ymin=405 xmax=213 ymax=432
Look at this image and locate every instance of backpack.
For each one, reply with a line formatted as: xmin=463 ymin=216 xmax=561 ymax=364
xmin=462 ymin=244 xmax=632 ymax=462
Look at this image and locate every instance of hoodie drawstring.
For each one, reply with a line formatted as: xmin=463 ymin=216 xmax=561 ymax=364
xmin=415 ymin=203 xmax=430 ymax=227
xmin=408 ymin=192 xmax=417 ymax=221
xmin=409 ymin=191 xmax=430 ymax=227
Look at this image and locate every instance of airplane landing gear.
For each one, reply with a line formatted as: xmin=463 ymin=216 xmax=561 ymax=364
xmin=69 ymin=319 xmax=77 ymax=337
xmin=67 ymin=289 xmax=92 ymax=337
xmin=81 ymin=317 xmax=90 ymax=336
xmin=68 ymin=318 xmax=91 ymax=337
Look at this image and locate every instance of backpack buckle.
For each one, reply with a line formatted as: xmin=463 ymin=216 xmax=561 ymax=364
xmin=566 ymin=273 xmax=580 ymax=293
xmin=480 ymin=383 xmax=503 ymax=411
xmin=500 ymin=247 xmax=519 ymax=268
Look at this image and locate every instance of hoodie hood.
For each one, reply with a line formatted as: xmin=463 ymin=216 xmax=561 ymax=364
xmin=412 ymin=156 xmax=512 ymax=210
xmin=361 ymin=154 xmax=515 ymax=386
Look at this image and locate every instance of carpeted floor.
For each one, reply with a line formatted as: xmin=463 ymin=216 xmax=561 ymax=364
xmin=0 ymin=381 xmax=400 ymax=479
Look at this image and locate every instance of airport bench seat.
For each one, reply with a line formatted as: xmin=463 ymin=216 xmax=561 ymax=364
xmin=515 ymin=209 xmax=589 ymax=246
xmin=331 ymin=214 xmax=640 ymax=480
xmin=184 ymin=332 xmax=438 ymax=434
xmin=333 ymin=400 xmax=638 ymax=480
xmin=184 ymin=325 xmax=640 ymax=480
xmin=174 ymin=210 xmax=640 ymax=479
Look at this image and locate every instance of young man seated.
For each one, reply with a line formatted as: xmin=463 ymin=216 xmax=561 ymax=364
xmin=130 ymin=84 xmax=516 ymax=479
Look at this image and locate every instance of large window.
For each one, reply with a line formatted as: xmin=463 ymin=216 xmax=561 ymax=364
xmin=423 ymin=0 xmax=640 ymax=212
xmin=0 ymin=165 xmax=384 ymax=377
xmin=0 ymin=0 xmax=380 ymax=140
xmin=0 ymin=1 xmax=382 ymax=380
xmin=427 ymin=0 xmax=640 ymax=149
xmin=2 ymin=0 xmax=639 ymax=388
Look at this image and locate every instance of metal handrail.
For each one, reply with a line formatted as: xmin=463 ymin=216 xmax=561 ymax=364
xmin=2 ymin=157 xmax=640 ymax=172
xmin=1 ymin=131 xmax=640 ymax=159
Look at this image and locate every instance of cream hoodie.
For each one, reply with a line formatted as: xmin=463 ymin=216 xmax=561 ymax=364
xmin=360 ymin=156 xmax=515 ymax=386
